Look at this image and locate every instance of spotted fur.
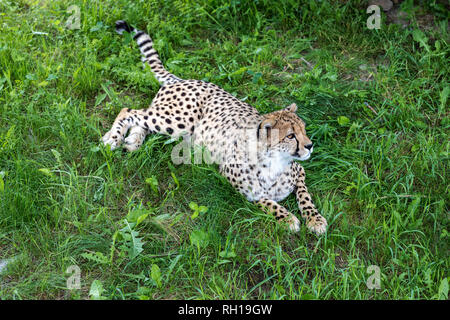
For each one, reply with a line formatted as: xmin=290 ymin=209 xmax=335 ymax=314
xmin=103 ymin=20 xmax=327 ymax=234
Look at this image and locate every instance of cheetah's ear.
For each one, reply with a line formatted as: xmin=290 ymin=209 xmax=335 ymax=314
xmin=285 ymin=103 xmax=298 ymax=113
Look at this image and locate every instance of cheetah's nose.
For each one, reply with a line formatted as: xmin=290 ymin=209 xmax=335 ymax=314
xmin=305 ymin=143 xmax=313 ymax=151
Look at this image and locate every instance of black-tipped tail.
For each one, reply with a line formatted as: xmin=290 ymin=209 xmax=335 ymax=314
xmin=115 ymin=20 xmax=134 ymax=34
xmin=114 ymin=20 xmax=182 ymax=85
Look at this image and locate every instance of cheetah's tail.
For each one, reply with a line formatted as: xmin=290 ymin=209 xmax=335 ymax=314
xmin=115 ymin=20 xmax=182 ymax=86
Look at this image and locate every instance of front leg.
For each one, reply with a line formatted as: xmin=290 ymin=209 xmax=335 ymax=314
xmin=256 ymin=198 xmax=300 ymax=232
xmin=292 ymin=163 xmax=327 ymax=235
xmin=102 ymin=108 xmax=136 ymax=150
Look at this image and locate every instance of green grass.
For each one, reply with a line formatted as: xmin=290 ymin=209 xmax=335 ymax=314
xmin=0 ymin=0 xmax=448 ymax=299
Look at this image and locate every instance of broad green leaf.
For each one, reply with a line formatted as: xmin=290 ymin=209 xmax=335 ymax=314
xmin=229 ymin=66 xmax=247 ymax=77
xmin=136 ymin=214 xmax=148 ymax=225
xmin=120 ymin=222 xmax=145 ymax=259
xmin=151 ymin=264 xmax=162 ymax=288
xmin=438 ymin=278 xmax=448 ymax=300
xmin=127 ymin=209 xmax=149 ymax=226
xmin=128 ymin=230 xmax=144 ymax=259
xmin=81 ymin=251 xmax=109 ymax=265
xmin=337 ymin=116 xmax=350 ymax=126
xmin=189 ymin=202 xmax=198 ymax=211
xmin=219 ymin=250 xmax=236 ymax=259
xmin=190 ymin=229 xmax=209 ymax=249
xmin=38 ymin=168 xmax=54 ymax=177
xmin=191 ymin=210 xmax=199 ymax=220
xmin=46 ymin=74 xmax=58 ymax=81
xmin=412 ymin=29 xmax=429 ymax=49
xmin=95 ymin=93 xmax=107 ymax=107
xmin=252 ymin=72 xmax=262 ymax=84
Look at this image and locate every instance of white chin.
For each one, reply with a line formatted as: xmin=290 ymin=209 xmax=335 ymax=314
xmin=295 ymin=152 xmax=311 ymax=161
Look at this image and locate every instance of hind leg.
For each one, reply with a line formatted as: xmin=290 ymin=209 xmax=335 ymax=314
xmin=103 ymin=124 xmax=146 ymax=151
xmin=103 ymin=108 xmax=151 ymax=151
xmin=102 ymin=105 xmax=183 ymax=151
xmin=102 ymin=108 xmax=138 ymax=150
xmin=123 ymin=125 xmax=147 ymax=151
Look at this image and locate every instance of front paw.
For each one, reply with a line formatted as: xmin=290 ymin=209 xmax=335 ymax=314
xmin=289 ymin=215 xmax=301 ymax=232
xmin=102 ymin=131 xmax=122 ymax=150
xmin=306 ymin=215 xmax=327 ymax=235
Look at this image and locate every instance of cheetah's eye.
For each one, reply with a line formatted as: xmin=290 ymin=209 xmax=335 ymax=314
xmin=286 ymin=134 xmax=295 ymax=139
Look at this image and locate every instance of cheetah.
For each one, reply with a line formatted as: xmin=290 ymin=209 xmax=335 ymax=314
xmin=102 ymin=20 xmax=327 ymax=235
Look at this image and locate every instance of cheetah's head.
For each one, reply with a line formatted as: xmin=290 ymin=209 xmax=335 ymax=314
xmin=257 ymin=103 xmax=313 ymax=161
